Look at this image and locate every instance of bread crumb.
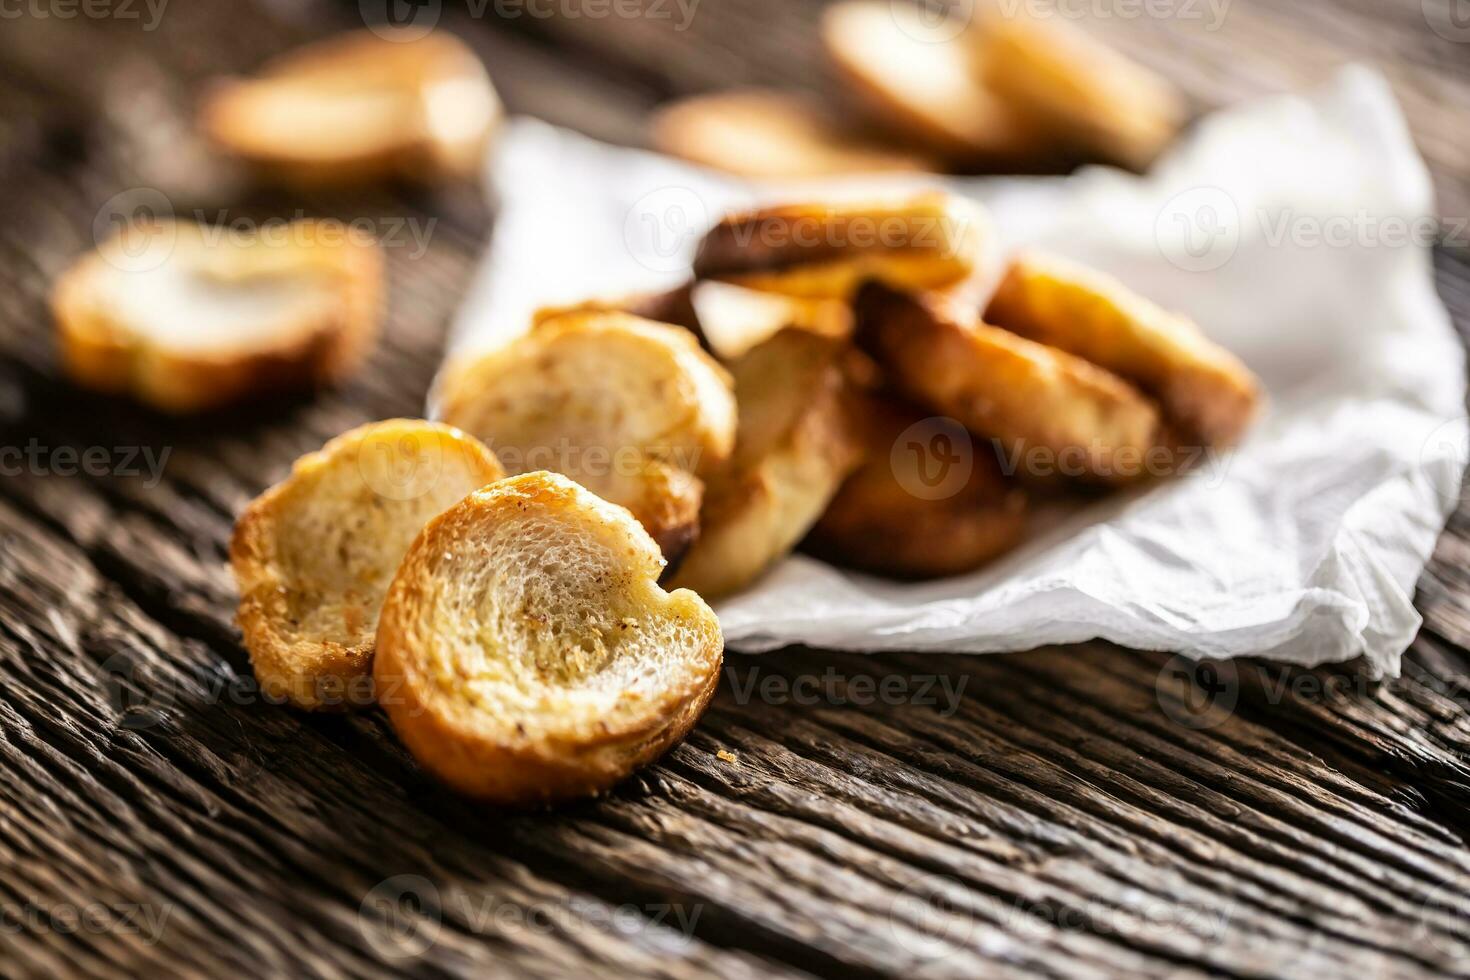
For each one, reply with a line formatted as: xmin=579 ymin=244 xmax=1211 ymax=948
xmin=717 ymin=749 xmax=738 ymax=764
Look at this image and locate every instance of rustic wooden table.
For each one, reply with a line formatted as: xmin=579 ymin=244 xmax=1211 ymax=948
xmin=3 ymin=1 xmax=1470 ymax=976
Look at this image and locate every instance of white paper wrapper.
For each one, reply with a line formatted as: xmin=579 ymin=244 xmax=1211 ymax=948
xmin=439 ymin=65 xmax=1466 ymax=677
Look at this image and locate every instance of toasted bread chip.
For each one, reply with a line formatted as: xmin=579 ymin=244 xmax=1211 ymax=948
xmin=822 ymin=0 xmax=1046 ymax=163
xmin=670 ymin=329 xmax=865 ymax=597
xmin=52 ymin=218 xmax=381 ymax=413
xmin=440 ymin=311 xmax=737 ymax=561
xmin=531 ymin=283 xmax=701 ymax=335
xmin=230 ymin=420 xmax=505 ymax=710
xmin=694 ymin=192 xmax=988 ymax=300
xmin=200 ymin=29 xmax=500 ymax=186
xmin=855 ymin=282 xmax=1161 ymax=484
xmin=373 ymin=471 xmax=723 ymax=805
xmin=652 ymin=89 xmax=934 ymax=178
xmin=807 ymin=394 xmax=1028 ymax=578
xmin=975 ymin=9 xmax=1185 ymax=169
xmin=986 ymin=252 xmax=1259 ymax=447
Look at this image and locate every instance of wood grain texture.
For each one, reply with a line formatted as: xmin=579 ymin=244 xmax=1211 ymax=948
xmin=0 ymin=1 xmax=1469 ymax=977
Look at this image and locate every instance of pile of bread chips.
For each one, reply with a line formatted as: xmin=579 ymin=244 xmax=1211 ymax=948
xmin=655 ymin=0 xmax=1188 ymax=177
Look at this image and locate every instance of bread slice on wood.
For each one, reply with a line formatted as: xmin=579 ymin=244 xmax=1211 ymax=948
xmin=52 ymin=218 xmax=382 ymax=413
xmin=231 ymin=419 xmax=505 ymax=710
xmin=373 ymin=471 xmax=724 ymax=805
xmin=986 ymin=251 xmax=1260 ymax=447
xmin=200 ymin=28 xmax=500 ymax=186
xmin=669 ymin=329 xmax=864 ymax=598
xmin=806 ymin=393 xmax=1028 ymax=579
xmin=694 ymin=192 xmax=989 ymax=300
xmin=652 ymin=88 xmax=934 ymax=178
xmin=855 ymin=281 xmax=1161 ymax=484
xmin=440 ymin=311 xmax=737 ymax=562
xmin=975 ymin=9 xmax=1185 ymax=169
xmin=821 ymin=0 xmax=1047 ymax=163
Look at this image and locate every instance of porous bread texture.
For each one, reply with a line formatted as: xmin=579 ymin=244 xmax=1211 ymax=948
xmin=985 ymin=250 xmax=1261 ymax=448
xmin=806 ymin=393 xmax=1028 ymax=579
xmin=821 ymin=0 xmax=1048 ymax=163
xmin=373 ymin=471 xmax=724 ymax=805
xmin=693 ymin=191 xmax=990 ymax=301
xmin=231 ymin=419 xmax=505 ymax=710
xmin=199 ymin=28 xmax=500 ymax=186
xmin=669 ymin=329 xmax=865 ymax=598
xmin=52 ymin=218 xmax=381 ymax=413
xmin=440 ymin=311 xmax=737 ymax=561
xmin=651 ymin=88 xmax=934 ymax=178
xmin=854 ymin=280 xmax=1162 ymax=485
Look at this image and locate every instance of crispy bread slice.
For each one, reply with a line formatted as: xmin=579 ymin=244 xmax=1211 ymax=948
xmin=373 ymin=471 xmax=723 ymax=805
xmin=200 ymin=28 xmax=500 ymax=186
xmin=652 ymin=89 xmax=934 ymax=178
xmin=531 ymin=284 xmax=701 ymax=335
xmin=806 ymin=394 xmax=1028 ymax=579
xmin=821 ymin=0 xmax=1047 ymax=163
xmin=986 ymin=251 xmax=1260 ymax=447
xmin=52 ymin=218 xmax=382 ymax=413
xmin=975 ymin=9 xmax=1185 ymax=169
xmin=694 ymin=192 xmax=989 ymax=300
xmin=669 ymin=329 xmax=865 ymax=598
xmin=230 ymin=420 xmax=505 ymax=710
xmin=855 ymin=281 xmax=1161 ymax=484
xmin=688 ymin=280 xmax=852 ymax=360
xmin=439 ymin=311 xmax=737 ymax=561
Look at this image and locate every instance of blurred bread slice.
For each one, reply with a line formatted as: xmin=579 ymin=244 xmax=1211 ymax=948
xmin=694 ymin=192 xmax=990 ymax=300
xmin=975 ymin=8 xmax=1185 ymax=169
xmin=531 ymin=283 xmax=701 ymax=335
xmin=52 ymin=218 xmax=381 ymax=413
xmin=652 ymin=89 xmax=934 ymax=178
xmin=439 ymin=311 xmax=737 ymax=562
xmin=200 ymin=28 xmax=500 ymax=186
xmin=670 ymin=329 xmax=864 ymax=598
xmin=231 ymin=420 xmax=505 ymax=710
xmin=689 ymin=280 xmax=852 ymax=359
xmin=806 ymin=394 xmax=1027 ymax=579
xmin=822 ymin=0 xmax=1046 ymax=163
xmin=855 ymin=281 xmax=1161 ymax=484
xmin=986 ymin=251 xmax=1259 ymax=447
xmin=373 ymin=471 xmax=723 ymax=805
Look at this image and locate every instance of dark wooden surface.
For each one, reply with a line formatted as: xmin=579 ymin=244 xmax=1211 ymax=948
xmin=2 ymin=1 xmax=1470 ymax=976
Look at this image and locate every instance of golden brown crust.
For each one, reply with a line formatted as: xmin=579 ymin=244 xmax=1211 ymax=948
xmin=669 ymin=329 xmax=866 ymax=597
xmin=373 ymin=472 xmax=723 ymax=805
xmin=230 ymin=419 xmax=505 ymax=711
xmin=693 ymin=192 xmax=988 ymax=299
xmin=854 ymin=281 xmax=1162 ymax=484
xmin=985 ymin=251 xmax=1260 ymax=448
xmin=199 ymin=28 xmax=501 ymax=187
xmin=806 ymin=394 xmax=1028 ymax=579
xmin=651 ymin=89 xmax=935 ymax=178
xmin=51 ymin=219 xmax=382 ymax=414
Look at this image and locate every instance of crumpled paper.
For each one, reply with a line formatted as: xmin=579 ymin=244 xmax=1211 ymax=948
xmin=439 ymin=65 xmax=1466 ymax=678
